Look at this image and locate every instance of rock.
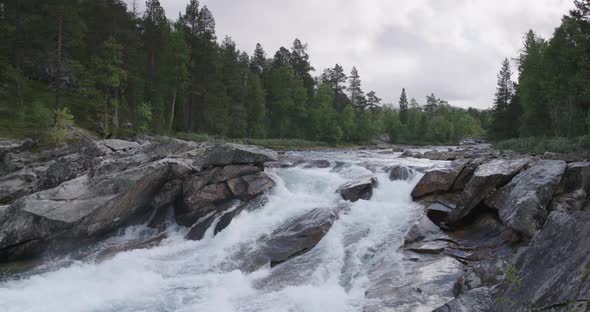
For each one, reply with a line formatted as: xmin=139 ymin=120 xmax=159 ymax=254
xmin=0 ymin=158 xmax=196 ymax=261
xmin=453 ymin=257 xmax=509 ymax=296
xmin=404 ymin=215 xmax=445 ymax=245
xmin=487 ymin=160 xmax=566 ymax=238
xmin=226 ymin=173 xmax=275 ymax=200
xmin=550 ymin=189 xmax=587 ymax=213
xmin=451 ymin=158 xmax=484 ymax=192
xmin=184 ymin=212 xmax=218 ymax=240
xmin=434 ymin=287 xmax=495 ymax=312
xmin=0 ymin=139 xmax=37 ymax=175
xmin=493 ymin=211 xmax=590 ymax=311
xmin=549 ymin=162 xmax=590 ymax=213
xmin=199 ymin=143 xmax=278 ymax=167
xmin=147 ymin=179 xmax=182 ymax=229
xmin=448 ymin=158 xmax=531 ymax=223
xmin=388 ymin=165 xmax=416 ymax=181
xmin=251 ymin=207 xmax=341 ymax=269
xmin=211 ymin=165 xmax=261 ymax=183
xmin=401 ymin=150 xmax=420 ymax=158
xmin=0 ymin=169 xmax=39 ymax=205
xmin=96 ymin=139 xmax=141 ymax=154
xmin=338 ymin=176 xmax=378 ymax=202
xmin=411 ymin=160 xmax=469 ymax=200
xmin=302 ymin=159 xmax=331 ymax=169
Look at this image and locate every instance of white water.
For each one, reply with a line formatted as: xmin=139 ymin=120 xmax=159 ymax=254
xmin=0 ymin=150 xmax=442 ymax=312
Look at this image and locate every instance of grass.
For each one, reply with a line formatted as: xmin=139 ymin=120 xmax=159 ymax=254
xmin=493 ymin=136 xmax=590 ymax=155
xmin=174 ymin=132 xmax=359 ymax=151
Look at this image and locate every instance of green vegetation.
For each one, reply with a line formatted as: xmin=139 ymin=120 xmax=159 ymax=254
xmin=489 ymin=1 xmax=590 ymax=151
xmin=494 ymin=136 xmax=590 ymax=154
xmin=175 ymin=132 xmax=350 ymax=150
xmin=0 ymin=0 xmax=487 ymax=147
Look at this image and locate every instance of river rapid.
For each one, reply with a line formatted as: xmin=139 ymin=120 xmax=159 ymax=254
xmin=0 ymin=149 xmax=451 ymax=312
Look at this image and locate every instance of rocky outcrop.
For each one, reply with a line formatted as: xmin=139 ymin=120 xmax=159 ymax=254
xmin=448 ymin=158 xmax=531 ymax=223
xmin=338 ymin=176 xmax=378 ymax=202
xmin=433 ymin=286 xmax=495 ymax=312
xmin=550 ymin=162 xmax=590 ymax=213
xmin=493 ymin=211 xmax=590 ymax=312
xmin=411 ymin=160 xmax=469 ymax=200
xmin=487 ymin=160 xmax=566 ymax=238
xmin=0 ymin=138 xmax=278 ymax=261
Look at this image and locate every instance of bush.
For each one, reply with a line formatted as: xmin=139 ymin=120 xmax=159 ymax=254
xmin=493 ymin=136 xmax=590 ymax=154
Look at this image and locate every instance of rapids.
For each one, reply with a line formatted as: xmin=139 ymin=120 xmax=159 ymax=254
xmin=0 ymin=150 xmax=447 ymax=312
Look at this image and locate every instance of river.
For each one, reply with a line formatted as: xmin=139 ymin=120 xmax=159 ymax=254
xmin=0 ymin=149 xmax=452 ymax=312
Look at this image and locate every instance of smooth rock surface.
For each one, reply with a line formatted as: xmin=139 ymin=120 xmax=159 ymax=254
xmin=487 ymin=160 xmax=566 ymax=238
xmin=411 ymin=160 xmax=469 ymax=200
xmin=338 ymin=176 xmax=378 ymax=202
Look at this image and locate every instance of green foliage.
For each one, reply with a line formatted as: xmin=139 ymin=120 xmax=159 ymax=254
xmin=494 ymin=136 xmax=590 ymax=154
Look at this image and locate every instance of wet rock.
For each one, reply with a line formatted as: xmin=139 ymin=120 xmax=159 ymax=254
xmin=302 ymin=159 xmax=331 ymax=168
xmin=252 ymin=207 xmax=341 ymax=268
xmin=0 ymin=169 xmax=39 ymax=205
xmin=185 ymin=212 xmax=218 ymax=240
xmin=0 ymin=158 xmax=195 ymax=261
xmin=404 ymin=215 xmax=445 ymax=245
xmin=226 ymin=173 xmax=275 ymax=201
xmin=96 ymin=139 xmax=141 ymax=155
xmin=411 ymin=160 xmax=469 ymax=200
xmin=211 ymin=165 xmax=261 ymax=183
xmin=434 ymin=286 xmax=495 ymax=312
xmin=338 ymin=176 xmax=378 ymax=202
xmin=448 ymin=158 xmax=531 ymax=223
xmin=493 ymin=211 xmax=590 ymax=311
xmin=199 ymin=143 xmax=278 ymax=167
xmin=147 ymin=179 xmax=182 ymax=229
xmin=487 ymin=160 xmax=566 ymax=238
xmin=388 ymin=165 xmax=416 ymax=181
xmin=453 ymin=257 xmax=509 ymax=296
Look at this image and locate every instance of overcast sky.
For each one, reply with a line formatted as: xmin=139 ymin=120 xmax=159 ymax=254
xmin=129 ymin=0 xmax=573 ymax=109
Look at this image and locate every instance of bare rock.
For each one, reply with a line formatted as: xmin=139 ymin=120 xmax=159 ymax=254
xmin=338 ymin=176 xmax=378 ymax=202
xmin=411 ymin=160 xmax=469 ymax=200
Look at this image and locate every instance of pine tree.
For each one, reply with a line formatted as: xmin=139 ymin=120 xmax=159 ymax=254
xmin=290 ymin=38 xmax=315 ymax=96
xmin=244 ymin=72 xmax=266 ymax=138
xmin=490 ymin=58 xmax=514 ymax=139
xmin=348 ymin=66 xmax=364 ymax=109
xmin=399 ymin=88 xmax=409 ymax=124
xmin=221 ymin=36 xmax=246 ymax=137
xmin=250 ymin=43 xmax=266 ymax=80
xmin=366 ymin=91 xmax=381 ymax=109
xmin=424 ymin=93 xmax=438 ymax=114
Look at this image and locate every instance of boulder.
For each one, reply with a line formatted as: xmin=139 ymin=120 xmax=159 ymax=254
xmin=211 ymin=165 xmax=261 ymax=183
xmin=493 ymin=211 xmax=590 ymax=311
xmin=404 ymin=215 xmax=445 ymax=245
xmin=0 ymin=169 xmax=39 ymax=204
xmin=433 ymin=287 xmax=495 ymax=312
xmin=453 ymin=257 xmax=509 ymax=296
xmin=388 ymin=165 xmax=416 ymax=181
xmin=226 ymin=173 xmax=275 ymax=200
xmin=199 ymin=143 xmax=278 ymax=167
xmin=0 ymin=158 xmax=195 ymax=261
xmin=487 ymin=160 xmax=566 ymax=238
xmin=549 ymin=162 xmax=590 ymax=213
xmin=411 ymin=160 xmax=469 ymax=200
xmin=448 ymin=158 xmax=531 ymax=223
xmin=338 ymin=176 xmax=378 ymax=202
xmin=249 ymin=207 xmax=341 ymax=269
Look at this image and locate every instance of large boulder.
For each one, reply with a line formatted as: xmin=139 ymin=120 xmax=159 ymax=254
xmin=0 ymin=158 xmax=195 ymax=261
xmin=411 ymin=160 xmax=469 ymax=200
xmin=199 ymin=143 xmax=278 ymax=167
xmin=493 ymin=211 xmax=590 ymax=311
xmin=487 ymin=160 xmax=566 ymax=238
xmin=448 ymin=158 xmax=531 ymax=223
xmin=249 ymin=207 xmax=341 ymax=269
xmin=338 ymin=176 xmax=378 ymax=202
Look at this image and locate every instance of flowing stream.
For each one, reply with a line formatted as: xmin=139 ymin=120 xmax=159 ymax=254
xmin=0 ymin=150 xmax=446 ymax=312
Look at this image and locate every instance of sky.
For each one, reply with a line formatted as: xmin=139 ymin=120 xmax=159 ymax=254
xmin=128 ymin=0 xmax=574 ymax=109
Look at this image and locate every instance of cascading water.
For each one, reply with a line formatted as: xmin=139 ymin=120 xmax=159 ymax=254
xmin=0 ymin=150 xmax=446 ymax=312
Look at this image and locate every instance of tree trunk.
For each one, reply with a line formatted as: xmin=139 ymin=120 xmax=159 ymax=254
xmin=53 ymin=13 xmax=63 ymax=127
xmin=169 ymin=90 xmax=177 ymax=132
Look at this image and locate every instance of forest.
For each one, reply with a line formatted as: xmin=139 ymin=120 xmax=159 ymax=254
xmin=0 ymin=0 xmax=588 ymax=148
xmin=0 ymin=0 xmax=488 ymax=146
xmin=489 ymin=0 xmax=590 ymax=149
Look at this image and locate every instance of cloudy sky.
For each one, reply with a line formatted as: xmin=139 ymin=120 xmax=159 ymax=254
xmin=130 ymin=0 xmax=573 ymax=109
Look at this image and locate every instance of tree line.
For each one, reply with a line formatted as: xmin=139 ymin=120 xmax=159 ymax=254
xmin=0 ymin=0 xmax=487 ymax=145
xmin=490 ymin=0 xmax=590 ymax=141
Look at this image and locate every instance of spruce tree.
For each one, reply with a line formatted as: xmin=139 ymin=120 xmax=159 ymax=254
xmin=250 ymin=43 xmax=266 ymax=80
xmin=399 ymin=88 xmax=409 ymax=124
xmin=348 ymin=66 xmax=364 ymax=109
xmin=490 ymin=58 xmax=514 ymax=139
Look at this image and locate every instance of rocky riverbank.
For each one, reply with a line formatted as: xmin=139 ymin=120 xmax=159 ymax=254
xmin=398 ymin=145 xmax=590 ymax=311
xmin=0 ymin=137 xmax=278 ymax=262
xmin=1 ymin=138 xmax=588 ymax=311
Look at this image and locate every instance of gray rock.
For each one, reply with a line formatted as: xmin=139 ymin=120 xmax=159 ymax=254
xmin=404 ymin=215 xmax=445 ymax=245
xmin=453 ymin=257 xmax=509 ymax=296
xmin=0 ymin=169 xmax=39 ymax=205
xmin=96 ymin=139 xmax=142 ymax=154
xmin=211 ymin=165 xmax=261 ymax=183
xmin=434 ymin=287 xmax=495 ymax=312
xmin=388 ymin=165 xmax=416 ymax=181
xmin=256 ymin=207 xmax=340 ymax=268
xmin=338 ymin=176 xmax=378 ymax=202
xmin=448 ymin=158 xmax=530 ymax=223
xmin=200 ymin=143 xmax=278 ymax=166
xmin=487 ymin=160 xmax=566 ymax=238
xmin=411 ymin=160 xmax=469 ymax=200
xmin=493 ymin=211 xmax=590 ymax=311
xmin=226 ymin=173 xmax=275 ymax=200
xmin=0 ymin=158 xmax=196 ymax=261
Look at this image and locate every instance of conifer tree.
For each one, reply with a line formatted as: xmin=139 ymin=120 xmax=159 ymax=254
xmin=399 ymin=88 xmax=409 ymax=124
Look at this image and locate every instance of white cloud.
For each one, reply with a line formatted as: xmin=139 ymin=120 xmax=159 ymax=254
xmin=129 ymin=0 xmax=573 ymax=109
